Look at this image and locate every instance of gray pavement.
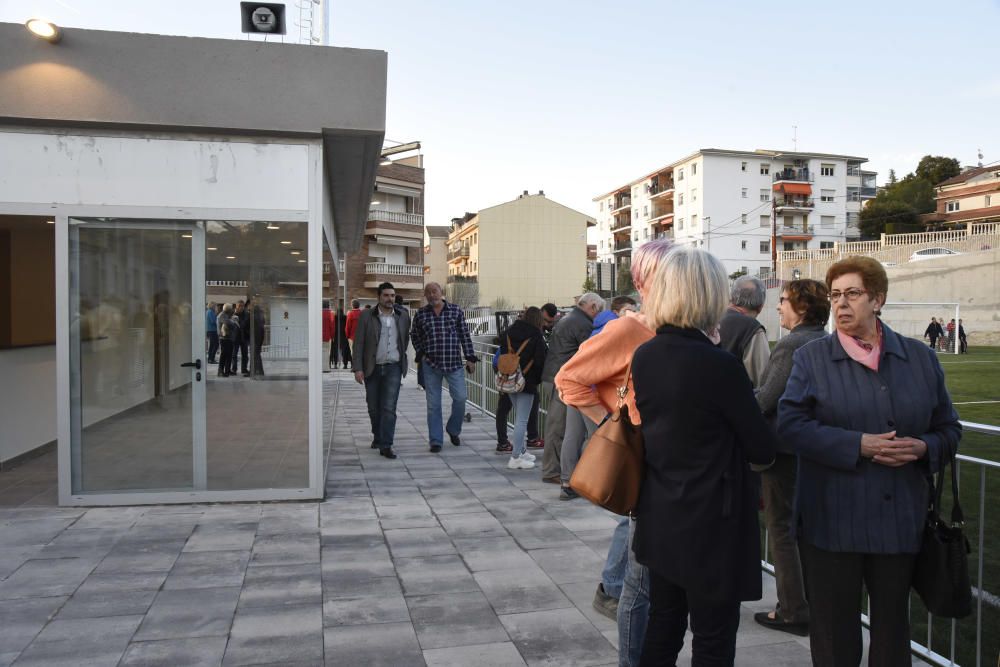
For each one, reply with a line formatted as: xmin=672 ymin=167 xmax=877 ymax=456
xmin=0 ymin=369 xmax=813 ymax=666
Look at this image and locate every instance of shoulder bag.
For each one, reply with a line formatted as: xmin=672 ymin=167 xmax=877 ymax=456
xmin=568 ymin=363 xmax=644 ymax=516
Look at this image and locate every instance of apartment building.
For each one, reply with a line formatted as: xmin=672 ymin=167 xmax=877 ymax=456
xmin=592 ymin=148 xmax=877 ymax=278
xmin=423 ymin=225 xmax=450 ymax=289
xmin=922 ymin=165 xmax=1000 ymax=229
xmin=327 ymin=157 xmax=426 ymax=308
xmin=446 ymin=191 xmax=595 ymax=308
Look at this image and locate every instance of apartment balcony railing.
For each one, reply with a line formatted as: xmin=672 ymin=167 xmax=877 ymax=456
xmin=774 ymin=198 xmax=815 ymax=209
xmin=364 ymin=262 xmax=424 ymax=277
xmin=447 ymin=247 xmax=471 ymax=261
xmin=368 ymin=209 xmax=424 ymax=226
xmin=773 ymin=168 xmax=813 ymax=183
xmin=611 ymin=197 xmax=632 ymax=212
xmin=611 ymin=217 xmax=633 ymax=232
xmin=446 ymin=274 xmax=478 ymax=284
xmin=613 ymin=239 xmax=632 ymax=252
xmin=649 ymin=181 xmax=675 ymax=196
xmin=776 ymin=225 xmax=812 ymax=238
xmin=652 ymin=230 xmax=674 ymax=241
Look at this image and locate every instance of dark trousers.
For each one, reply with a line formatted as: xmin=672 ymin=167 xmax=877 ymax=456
xmin=231 ymin=339 xmax=247 ymax=374
xmin=207 ymin=332 xmax=219 ymax=362
xmin=640 ymin=569 xmax=741 ymax=666
xmin=760 ymin=453 xmax=809 ymax=623
xmin=496 ymin=391 xmax=539 ymax=443
xmin=799 ymin=541 xmax=915 ymax=667
xmin=960 ymin=336 xmax=968 ymax=353
xmin=219 ymin=340 xmax=234 ymax=376
xmin=365 ymin=363 xmax=403 ymax=450
xmin=252 ymin=340 xmax=264 ymax=376
xmin=928 ymin=336 xmax=938 ymax=350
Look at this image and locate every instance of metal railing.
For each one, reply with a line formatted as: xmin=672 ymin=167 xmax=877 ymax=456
xmin=364 ymin=262 xmax=423 ymax=277
xmin=773 ymin=168 xmax=814 ymax=183
xmin=447 ymin=247 xmax=471 ymax=261
xmin=649 ymin=181 xmax=675 ymax=196
xmin=368 ymin=209 xmax=424 ymax=226
xmin=261 ymin=323 xmax=308 ymax=359
xmin=774 ymin=198 xmax=815 ymax=209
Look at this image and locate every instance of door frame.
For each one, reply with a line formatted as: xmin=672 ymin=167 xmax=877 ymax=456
xmin=44 ymin=199 xmax=322 ymax=506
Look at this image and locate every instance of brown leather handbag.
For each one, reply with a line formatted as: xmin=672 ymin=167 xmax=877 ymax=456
xmin=569 ymin=365 xmax=645 ymax=516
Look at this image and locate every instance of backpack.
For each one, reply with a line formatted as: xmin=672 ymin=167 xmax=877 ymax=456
xmin=496 ymin=335 xmax=533 ymax=394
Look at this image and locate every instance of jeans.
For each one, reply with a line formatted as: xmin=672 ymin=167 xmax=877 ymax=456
xmin=760 ymin=453 xmax=809 ymax=624
xmin=560 ymin=406 xmax=598 ymax=484
xmin=509 ymin=391 xmax=534 ymax=458
xmin=640 ymin=569 xmax=741 ymax=666
xmin=496 ymin=391 xmax=539 ymax=443
xmin=364 ymin=363 xmax=403 ymax=450
xmin=618 ymin=518 xmax=650 ymax=667
xmin=207 ymin=331 xmax=219 ymax=362
xmin=602 ymin=515 xmax=630 ymax=598
xmin=423 ymin=364 xmax=468 ymax=445
xmin=541 ymin=382 xmax=566 ymax=478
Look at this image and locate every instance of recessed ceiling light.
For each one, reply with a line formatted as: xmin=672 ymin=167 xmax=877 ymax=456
xmin=280 ymin=241 xmax=292 ymax=245
xmin=226 ymin=256 xmax=236 ymax=260
xmin=181 ymin=234 xmax=192 ymax=238
xmin=297 ymin=259 xmax=306 ymax=263
xmin=207 ymin=247 xmax=218 ymax=251
xmin=290 ymin=251 xmax=301 ymax=255
xmin=267 ymin=224 xmax=279 ymax=230
xmin=46 ymin=220 xmax=55 ymax=224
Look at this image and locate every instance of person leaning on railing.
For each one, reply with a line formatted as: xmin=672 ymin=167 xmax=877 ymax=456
xmin=778 ymin=256 xmax=962 ymax=667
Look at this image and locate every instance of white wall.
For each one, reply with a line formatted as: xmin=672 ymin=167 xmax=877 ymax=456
xmin=0 ymin=346 xmax=57 ymax=463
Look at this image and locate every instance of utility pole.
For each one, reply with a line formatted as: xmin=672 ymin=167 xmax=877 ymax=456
xmin=771 ymin=195 xmax=777 ymax=275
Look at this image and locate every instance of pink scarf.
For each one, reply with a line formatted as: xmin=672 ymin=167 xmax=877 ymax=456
xmin=837 ymin=320 xmax=882 ymax=372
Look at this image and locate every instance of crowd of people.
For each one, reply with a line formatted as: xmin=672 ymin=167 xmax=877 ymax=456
xmin=205 ymin=299 xmax=265 ymax=377
xmin=924 ymin=316 xmax=969 ymax=353
xmin=334 ymin=248 xmax=962 ymax=666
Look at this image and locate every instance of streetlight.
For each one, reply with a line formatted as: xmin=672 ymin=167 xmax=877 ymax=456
xmin=25 ymin=18 xmax=62 ymax=43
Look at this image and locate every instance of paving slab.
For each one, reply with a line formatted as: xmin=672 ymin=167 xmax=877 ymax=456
xmin=499 ymin=607 xmax=618 ymax=667
xmin=323 ymin=621 xmax=424 ymax=666
xmin=239 ymin=562 xmax=322 ymax=608
xmin=474 ymin=567 xmax=573 ymax=616
xmin=407 ymin=591 xmax=509 ymax=650
xmin=134 ymin=586 xmax=240 ymax=641
xmin=322 ymin=592 xmax=410 ymax=627
xmin=11 ymin=614 xmax=143 ymax=667
xmin=395 ymin=554 xmax=479 ymax=596
xmin=223 ymin=603 xmax=324 ymax=666
xmin=119 ymin=636 xmax=229 ymax=667
xmin=423 ymin=641 xmax=528 ymax=667
xmin=0 ymin=596 xmax=67 ymax=656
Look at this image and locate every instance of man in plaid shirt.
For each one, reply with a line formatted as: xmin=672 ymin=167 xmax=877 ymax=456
xmin=411 ymin=282 xmax=477 ymax=452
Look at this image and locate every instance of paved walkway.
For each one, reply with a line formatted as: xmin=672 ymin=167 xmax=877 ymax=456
xmin=0 ymin=370 xmax=813 ymax=666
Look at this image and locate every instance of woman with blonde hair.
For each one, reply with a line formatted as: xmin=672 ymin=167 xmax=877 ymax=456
xmin=632 ymin=247 xmax=775 ymax=664
xmin=555 ymin=238 xmax=673 ymax=665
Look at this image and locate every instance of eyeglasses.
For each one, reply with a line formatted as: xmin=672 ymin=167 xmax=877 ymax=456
xmin=828 ymin=288 xmax=868 ymax=302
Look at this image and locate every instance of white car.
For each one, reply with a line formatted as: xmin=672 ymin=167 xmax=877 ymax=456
xmin=909 ymin=247 xmax=962 ymax=263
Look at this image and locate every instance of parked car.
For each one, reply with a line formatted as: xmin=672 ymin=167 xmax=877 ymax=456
xmin=909 ymin=247 xmax=962 ymax=263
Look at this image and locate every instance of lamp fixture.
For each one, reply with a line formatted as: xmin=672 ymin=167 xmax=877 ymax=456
xmin=46 ymin=220 xmax=55 ymax=224
xmin=370 ymin=200 xmax=382 ymax=206
xmin=181 ymin=233 xmax=192 ymax=239
xmin=280 ymin=240 xmax=292 ymax=245
xmin=290 ymin=250 xmax=301 ymax=255
xmin=297 ymin=259 xmax=306 ymax=263
xmin=226 ymin=255 xmax=236 ymax=260
xmin=25 ymin=18 xmax=62 ymax=43
xmin=379 ymin=157 xmax=392 ymax=166
xmin=266 ymin=224 xmax=279 ymax=230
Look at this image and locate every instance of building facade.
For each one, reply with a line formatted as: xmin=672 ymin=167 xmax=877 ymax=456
xmin=922 ymin=165 xmax=1000 ymax=229
xmin=423 ymin=225 xmax=450 ymax=290
xmin=592 ymin=149 xmax=877 ymax=278
xmin=446 ymin=192 xmax=594 ymax=308
xmin=328 ymin=157 xmax=425 ymax=308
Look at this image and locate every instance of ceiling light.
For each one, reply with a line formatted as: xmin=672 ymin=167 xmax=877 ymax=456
xmin=370 ymin=200 xmax=381 ymax=207
xmin=266 ymin=224 xmax=279 ymax=230
xmin=280 ymin=240 xmax=292 ymax=245
xmin=226 ymin=256 xmax=236 ymax=260
xmin=25 ymin=18 xmax=61 ymax=43
xmin=207 ymin=247 xmax=218 ymax=251
xmin=290 ymin=251 xmax=301 ymax=255
xmin=297 ymin=259 xmax=306 ymax=263
xmin=181 ymin=233 xmax=192 ymax=238
xmin=46 ymin=220 xmax=55 ymax=224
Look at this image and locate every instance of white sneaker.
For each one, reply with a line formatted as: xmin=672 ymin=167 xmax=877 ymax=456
xmin=519 ymin=451 xmax=536 ymax=462
xmin=507 ymin=455 xmax=535 ymax=470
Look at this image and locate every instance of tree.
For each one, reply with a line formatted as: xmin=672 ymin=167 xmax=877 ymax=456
xmin=491 ymin=296 xmax=514 ymax=312
xmin=887 ymin=169 xmax=897 ymax=185
xmin=729 ymin=270 xmax=747 ymax=281
xmin=888 ymin=175 xmax=936 ymax=214
xmin=859 ymin=199 xmax=918 ymax=238
xmin=616 ymin=263 xmax=635 ymax=295
xmin=581 ymin=276 xmax=597 ymax=292
xmin=915 ymin=155 xmax=961 ymax=186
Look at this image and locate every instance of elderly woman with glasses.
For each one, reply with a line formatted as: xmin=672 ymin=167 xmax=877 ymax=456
xmin=778 ymin=256 xmax=961 ymax=666
xmin=631 ymin=247 xmax=776 ymax=665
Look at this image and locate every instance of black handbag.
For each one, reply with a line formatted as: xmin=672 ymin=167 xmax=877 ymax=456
xmin=912 ymin=449 xmax=972 ymax=619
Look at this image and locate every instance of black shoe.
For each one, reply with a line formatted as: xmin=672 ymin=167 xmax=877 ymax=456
xmin=448 ymin=432 xmax=461 ymax=446
xmin=429 ymin=444 xmax=442 ymax=453
xmin=592 ymin=583 xmax=619 ymax=621
xmin=380 ymin=448 xmax=397 ymax=459
xmin=753 ymin=611 xmax=809 ymax=637
xmin=371 ymin=440 xmax=379 ymax=449
xmin=559 ymin=486 xmax=579 ymax=501
xmin=495 ymin=441 xmax=513 ymax=455
xmin=242 ymin=372 xmax=250 ymax=377
xmin=207 ymin=359 xmax=217 ymax=364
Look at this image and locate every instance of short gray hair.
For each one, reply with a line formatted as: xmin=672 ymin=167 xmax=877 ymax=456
xmin=577 ymin=292 xmax=606 ymax=313
xmin=730 ymin=276 xmax=766 ymax=312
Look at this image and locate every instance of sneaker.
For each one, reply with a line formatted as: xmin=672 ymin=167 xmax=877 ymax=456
xmin=592 ymin=583 xmax=619 ymax=621
xmin=507 ymin=455 xmax=535 ymax=470
xmin=495 ymin=441 xmax=513 ymax=455
xmin=559 ymin=486 xmax=579 ymax=501
xmin=526 ymin=437 xmax=544 ymax=449
xmin=519 ymin=451 xmax=536 ymax=462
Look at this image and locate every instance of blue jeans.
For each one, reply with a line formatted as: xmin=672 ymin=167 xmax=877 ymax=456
xmin=509 ymin=391 xmax=534 ymax=458
xmin=618 ymin=518 xmax=650 ymax=667
xmin=364 ymin=363 xmax=403 ymax=449
xmin=422 ymin=364 xmax=468 ymax=445
xmin=602 ymin=515 xmax=630 ymax=598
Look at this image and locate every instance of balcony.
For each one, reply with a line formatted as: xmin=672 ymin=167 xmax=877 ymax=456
xmin=611 ymin=215 xmax=632 ymax=232
xmin=649 ymin=180 xmax=675 ymax=197
xmin=775 ymin=225 xmax=813 ymax=241
xmin=773 ymin=168 xmax=813 ymax=183
xmin=611 ymin=196 xmax=631 ymax=212
xmin=774 ymin=197 xmax=815 ymax=211
xmin=447 ymin=246 xmax=471 ymax=262
xmin=446 ymin=274 xmax=478 ymax=284
xmin=365 ymin=262 xmax=424 ymax=277
xmin=367 ymin=209 xmax=424 ymax=226
xmin=652 ymin=230 xmax=675 ymax=241
xmin=613 ymin=239 xmax=632 ymax=253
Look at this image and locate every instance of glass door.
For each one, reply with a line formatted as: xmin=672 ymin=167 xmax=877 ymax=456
xmin=68 ymin=219 xmax=206 ymax=495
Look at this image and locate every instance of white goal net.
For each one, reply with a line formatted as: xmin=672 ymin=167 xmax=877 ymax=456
xmin=876 ymin=302 xmax=962 ymax=355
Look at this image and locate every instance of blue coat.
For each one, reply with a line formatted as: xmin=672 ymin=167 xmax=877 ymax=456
xmin=777 ymin=322 xmax=961 ymax=554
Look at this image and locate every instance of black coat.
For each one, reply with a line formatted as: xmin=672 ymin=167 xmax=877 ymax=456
xmin=498 ymin=320 xmax=546 ymax=394
xmin=632 ymin=325 xmax=776 ymax=605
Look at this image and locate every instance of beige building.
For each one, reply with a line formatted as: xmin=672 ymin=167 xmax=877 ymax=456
xmin=921 ymin=165 xmax=1000 ymax=229
xmin=446 ymin=191 xmax=595 ymax=308
xmin=423 ymin=225 xmax=450 ymax=290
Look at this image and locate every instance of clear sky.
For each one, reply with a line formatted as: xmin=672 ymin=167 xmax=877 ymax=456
xmin=3 ymin=0 xmax=999 ymax=228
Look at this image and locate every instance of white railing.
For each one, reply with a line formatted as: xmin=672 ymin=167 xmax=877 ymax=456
xmin=261 ymin=324 xmax=308 ymax=360
xmin=364 ymin=262 xmax=423 ymax=277
xmin=368 ymin=209 xmax=424 ymax=226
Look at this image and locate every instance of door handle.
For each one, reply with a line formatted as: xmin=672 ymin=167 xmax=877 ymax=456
xmin=181 ymin=359 xmax=202 ymax=370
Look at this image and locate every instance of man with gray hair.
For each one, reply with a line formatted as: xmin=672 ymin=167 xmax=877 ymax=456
xmin=719 ymin=275 xmax=770 ymax=387
xmin=539 ymin=292 xmax=606 ymax=489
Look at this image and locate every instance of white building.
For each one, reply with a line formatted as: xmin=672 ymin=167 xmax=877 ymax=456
xmin=592 ymin=149 xmax=877 ymax=278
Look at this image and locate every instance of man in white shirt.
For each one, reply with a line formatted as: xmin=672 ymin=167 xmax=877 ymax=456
xmin=352 ymin=282 xmax=411 ymax=459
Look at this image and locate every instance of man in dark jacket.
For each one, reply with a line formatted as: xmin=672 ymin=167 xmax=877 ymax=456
xmin=249 ymin=298 xmax=266 ymax=377
xmin=924 ymin=317 xmax=943 ymax=350
xmin=234 ymin=300 xmax=250 ymax=376
xmin=353 ymin=282 xmax=411 ymax=459
xmin=539 ymin=293 xmax=605 ymax=483
xmin=719 ymin=276 xmax=770 ymax=387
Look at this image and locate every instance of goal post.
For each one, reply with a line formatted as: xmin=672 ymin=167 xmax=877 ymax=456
xmin=872 ymin=302 xmax=961 ymax=355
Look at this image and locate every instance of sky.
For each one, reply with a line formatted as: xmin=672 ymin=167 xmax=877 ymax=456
xmin=3 ymin=0 xmax=1000 ymax=228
